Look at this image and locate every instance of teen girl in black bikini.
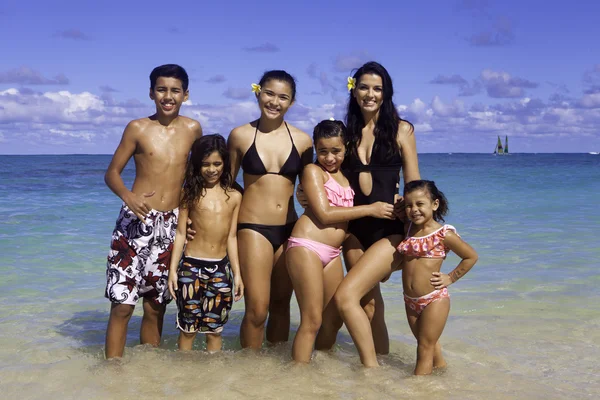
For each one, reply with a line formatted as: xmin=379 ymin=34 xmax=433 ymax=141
xmin=227 ymin=70 xmax=313 ymax=349
xmin=237 ymin=121 xmax=302 ymax=251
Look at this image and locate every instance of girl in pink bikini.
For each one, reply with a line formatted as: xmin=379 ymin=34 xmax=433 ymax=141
xmin=285 ymin=119 xmax=395 ymax=363
xmin=337 ymin=179 xmax=478 ymax=374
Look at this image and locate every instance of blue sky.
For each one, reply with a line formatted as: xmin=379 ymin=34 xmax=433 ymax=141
xmin=1 ymin=0 xmax=599 ymax=154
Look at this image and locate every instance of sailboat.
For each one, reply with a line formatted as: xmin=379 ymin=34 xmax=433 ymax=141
xmin=493 ymin=135 xmax=509 ymax=155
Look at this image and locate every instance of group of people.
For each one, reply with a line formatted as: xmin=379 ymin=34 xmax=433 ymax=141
xmin=102 ymin=62 xmax=478 ymax=375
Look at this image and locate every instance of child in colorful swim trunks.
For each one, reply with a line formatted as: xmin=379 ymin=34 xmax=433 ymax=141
xmin=168 ymin=134 xmax=243 ymax=352
xmin=285 ymin=120 xmax=395 ymax=363
xmin=104 ymin=64 xmax=202 ymax=359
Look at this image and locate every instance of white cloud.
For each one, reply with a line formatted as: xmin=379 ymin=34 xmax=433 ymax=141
xmin=1 ymin=84 xmax=599 ymax=153
xmin=49 ymin=128 xmax=95 ymax=141
xmin=480 ymin=69 xmax=538 ymax=98
xmin=431 ymin=96 xmax=465 ymax=117
xmin=579 ymin=92 xmax=600 ymax=108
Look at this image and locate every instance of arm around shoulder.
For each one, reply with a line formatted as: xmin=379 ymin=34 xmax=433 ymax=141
xmin=227 ymin=127 xmax=245 ymax=194
xmin=302 ymin=164 xmax=391 ymax=224
xmin=227 ymin=191 xmax=244 ymax=300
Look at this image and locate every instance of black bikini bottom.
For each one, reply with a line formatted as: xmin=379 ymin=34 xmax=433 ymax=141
xmin=237 ymin=222 xmax=296 ymax=252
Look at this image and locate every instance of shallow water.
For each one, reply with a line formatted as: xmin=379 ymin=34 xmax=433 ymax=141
xmin=0 ymin=153 xmax=599 ymax=399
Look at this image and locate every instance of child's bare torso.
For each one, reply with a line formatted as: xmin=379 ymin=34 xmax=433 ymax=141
xmin=185 ymin=188 xmax=240 ymax=259
xmin=401 ymin=222 xmax=445 ymax=296
xmin=402 ymin=257 xmax=444 ymax=296
xmin=131 ymin=116 xmax=199 ymax=211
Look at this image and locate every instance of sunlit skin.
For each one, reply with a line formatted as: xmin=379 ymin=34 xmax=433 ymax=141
xmin=353 ymin=73 xmax=384 ymax=118
xmin=188 ymin=78 xmax=314 ymax=349
xmin=168 ymin=150 xmax=243 ymax=353
xmin=103 ymin=75 xmax=202 ymax=359
xmin=313 ymin=72 xmax=421 ymax=355
xmin=287 ymin=135 xmax=394 ymax=363
xmin=402 ymin=188 xmax=477 ymax=375
xmin=337 ymin=187 xmax=477 ymax=372
xmin=200 ymin=151 xmax=225 ymax=186
xmin=316 ymin=137 xmax=345 ymax=172
xmin=257 ymin=80 xmax=294 ymax=121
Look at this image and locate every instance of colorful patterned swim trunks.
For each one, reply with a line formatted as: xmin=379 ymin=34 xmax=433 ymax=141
xmin=105 ymin=204 xmax=179 ymax=306
xmin=175 ymin=255 xmax=234 ymax=334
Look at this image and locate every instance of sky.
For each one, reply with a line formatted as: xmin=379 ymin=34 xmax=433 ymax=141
xmin=1 ymin=0 xmax=599 ymax=154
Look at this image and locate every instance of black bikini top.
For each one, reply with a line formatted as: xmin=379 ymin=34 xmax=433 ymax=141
xmin=241 ymin=121 xmax=302 ymax=181
xmin=343 ymin=134 xmax=403 ymax=205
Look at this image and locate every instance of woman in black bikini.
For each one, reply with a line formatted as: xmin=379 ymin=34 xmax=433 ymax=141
xmin=314 ymin=61 xmax=420 ymax=355
xmin=227 ymin=70 xmax=313 ymax=349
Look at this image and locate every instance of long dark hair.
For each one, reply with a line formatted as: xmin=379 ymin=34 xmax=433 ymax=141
xmin=181 ymin=134 xmax=232 ymax=209
xmin=346 ymin=61 xmax=406 ymax=162
xmin=404 ymin=180 xmax=449 ymax=223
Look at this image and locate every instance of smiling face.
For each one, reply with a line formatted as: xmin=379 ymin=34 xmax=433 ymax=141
xmin=315 ymin=136 xmax=346 ymax=173
xmin=257 ymin=79 xmax=294 ymax=120
xmin=404 ymin=188 xmax=439 ymax=225
xmin=353 ymin=73 xmax=384 ymax=114
xmin=149 ymin=76 xmax=189 ymax=117
xmin=200 ymin=151 xmax=224 ymax=186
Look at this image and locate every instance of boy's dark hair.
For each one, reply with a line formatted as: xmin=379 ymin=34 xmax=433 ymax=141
xmin=404 ymin=180 xmax=449 ymax=223
xmin=181 ymin=134 xmax=232 ymax=209
xmin=313 ymin=119 xmax=347 ymax=143
xmin=150 ymin=64 xmax=189 ymax=91
xmin=258 ymin=70 xmax=297 ymax=101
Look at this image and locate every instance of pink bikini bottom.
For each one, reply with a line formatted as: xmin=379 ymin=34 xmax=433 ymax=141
xmin=286 ymin=236 xmax=341 ymax=267
xmin=404 ymin=288 xmax=449 ymax=315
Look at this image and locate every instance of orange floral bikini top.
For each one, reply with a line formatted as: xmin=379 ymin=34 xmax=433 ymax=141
xmin=396 ymin=223 xmax=458 ymax=259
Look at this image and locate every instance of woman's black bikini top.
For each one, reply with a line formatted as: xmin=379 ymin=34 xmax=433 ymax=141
xmin=241 ymin=121 xmax=302 ymax=181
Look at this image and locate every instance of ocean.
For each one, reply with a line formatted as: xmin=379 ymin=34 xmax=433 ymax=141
xmin=0 ymin=153 xmax=598 ymax=399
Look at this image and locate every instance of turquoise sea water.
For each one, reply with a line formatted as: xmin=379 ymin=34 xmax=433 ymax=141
xmin=0 ymin=153 xmax=599 ymax=399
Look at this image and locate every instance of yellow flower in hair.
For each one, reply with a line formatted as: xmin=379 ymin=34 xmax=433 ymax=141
xmin=347 ymin=77 xmax=356 ymax=92
xmin=251 ymin=83 xmax=261 ymax=94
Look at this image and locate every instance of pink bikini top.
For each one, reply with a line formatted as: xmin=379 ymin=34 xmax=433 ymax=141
xmin=324 ymin=171 xmax=354 ymax=207
xmin=397 ymin=223 xmax=458 ymax=258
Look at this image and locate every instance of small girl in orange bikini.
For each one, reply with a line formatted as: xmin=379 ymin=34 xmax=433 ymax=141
xmin=398 ymin=180 xmax=478 ymax=375
xmin=285 ymin=119 xmax=395 ymax=363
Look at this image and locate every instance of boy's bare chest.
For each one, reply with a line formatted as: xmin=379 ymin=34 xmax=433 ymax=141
xmin=139 ymin=128 xmax=195 ymax=158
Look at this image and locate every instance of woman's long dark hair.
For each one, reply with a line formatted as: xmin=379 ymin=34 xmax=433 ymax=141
xmin=181 ymin=134 xmax=232 ymax=209
xmin=345 ymin=61 xmax=406 ymax=162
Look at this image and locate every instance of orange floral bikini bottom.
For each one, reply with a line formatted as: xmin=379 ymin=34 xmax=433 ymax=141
xmin=404 ymin=288 xmax=449 ymax=316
